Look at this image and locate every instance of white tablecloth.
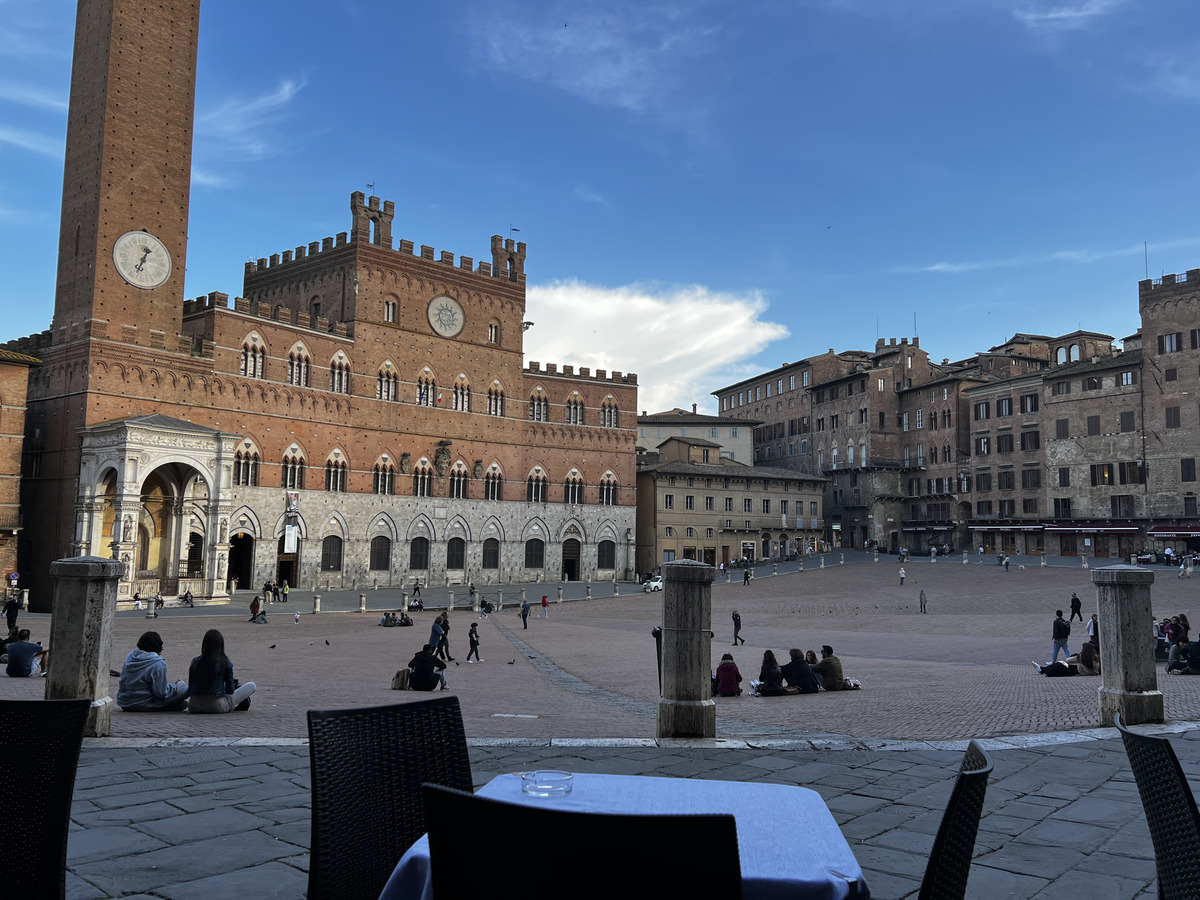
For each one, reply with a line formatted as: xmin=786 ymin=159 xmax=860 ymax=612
xmin=379 ymin=772 xmax=869 ymax=900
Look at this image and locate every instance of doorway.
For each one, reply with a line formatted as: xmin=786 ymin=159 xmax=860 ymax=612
xmin=275 ymin=534 xmax=300 ymax=589
xmin=228 ymin=533 xmax=255 ymax=592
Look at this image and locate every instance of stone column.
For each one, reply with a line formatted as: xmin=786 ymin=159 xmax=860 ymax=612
xmin=657 ymin=559 xmax=716 ymax=739
xmin=1093 ymin=565 xmax=1163 ymax=726
xmin=45 ymin=557 xmax=123 ymax=737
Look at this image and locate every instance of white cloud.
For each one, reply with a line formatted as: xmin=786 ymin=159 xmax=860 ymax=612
xmin=0 ymin=81 xmax=67 ymax=111
xmin=0 ymin=126 xmax=61 ymax=157
xmin=467 ymin=5 xmax=719 ymax=123
xmin=523 ymin=279 xmax=788 ymax=413
xmin=891 ymin=236 xmax=1200 ymax=275
xmin=1012 ymin=0 xmax=1124 ymax=31
xmin=191 ymin=167 xmax=234 ymax=189
xmin=572 ymin=184 xmax=610 ymax=207
xmin=194 ymin=78 xmax=306 ymax=162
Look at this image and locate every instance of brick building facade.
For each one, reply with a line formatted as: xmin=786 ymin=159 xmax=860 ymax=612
xmin=0 ymin=349 xmax=39 ymax=587
xmin=6 ymin=0 xmax=637 ymax=609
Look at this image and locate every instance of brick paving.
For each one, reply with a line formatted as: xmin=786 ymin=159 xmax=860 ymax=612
xmin=5 ymin=555 xmax=1197 ymax=898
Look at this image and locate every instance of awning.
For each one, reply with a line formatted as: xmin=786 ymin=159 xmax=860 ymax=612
xmin=969 ymin=525 xmax=1044 ymax=532
xmin=1149 ymin=528 xmax=1200 ymax=538
xmin=902 ymin=525 xmax=953 ymax=532
xmin=1043 ymin=525 xmax=1139 ymax=534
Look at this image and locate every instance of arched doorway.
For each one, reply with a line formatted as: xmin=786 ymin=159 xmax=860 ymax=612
xmin=562 ymin=538 xmax=580 ymax=581
xmin=229 ymin=533 xmax=255 ymax=592
xmin=276 ymin=534 xmax=301 ymax=589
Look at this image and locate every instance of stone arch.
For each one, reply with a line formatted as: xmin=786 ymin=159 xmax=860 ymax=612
xmin=406 ymin=513 xmax=437 ymax=542
xmin=480 ymin=516 xmax=506 ymax=542
xmin=520 ymin=517 xmax=550 ymax=542
xmin=367 ymin=513 xmax=398 ymax=541
xmin=556 ymin=517 xmax=588 ymax=544
xmin=229 ymin=506 xmax=264 ymax=539
xmin=444 ymin=515 xmax=472 ymax=542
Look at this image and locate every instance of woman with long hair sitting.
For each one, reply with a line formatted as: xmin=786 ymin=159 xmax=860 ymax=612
xmin=187 ymin=629 xmax=256 ymax=713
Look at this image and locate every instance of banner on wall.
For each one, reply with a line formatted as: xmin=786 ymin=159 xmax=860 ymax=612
xmin=284 ymin=524 xmax=298 ymax=554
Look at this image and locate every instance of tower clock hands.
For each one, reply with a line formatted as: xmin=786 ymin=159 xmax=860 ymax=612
xmin=135 ymin=246 xmax=152 ymax=272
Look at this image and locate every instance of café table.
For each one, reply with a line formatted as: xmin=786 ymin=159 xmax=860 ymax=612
xmin=379 ymin=772 xmax=870 ymax=900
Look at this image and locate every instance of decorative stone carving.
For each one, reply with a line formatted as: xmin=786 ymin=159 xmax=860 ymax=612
xmin=473 ymin=460 xmax=484 ymax=479
xmin=434 ymin=446 xmax=450 ymax=475
xmin=400 ymin=452 xmax=412 ymax=474
xmin=219 ymin=519 xmax=228 ymax=542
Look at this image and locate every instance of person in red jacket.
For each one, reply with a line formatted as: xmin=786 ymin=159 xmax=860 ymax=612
xmin=714 ymin=653 xmax=742 ymax=696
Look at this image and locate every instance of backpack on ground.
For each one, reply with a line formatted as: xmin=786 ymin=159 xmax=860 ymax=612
xmin=391 ymin=669 xmax=410 ymax=690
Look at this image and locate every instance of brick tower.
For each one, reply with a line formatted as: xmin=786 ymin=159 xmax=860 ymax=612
xmin=20 ymin=0 xmax=201 ymax=605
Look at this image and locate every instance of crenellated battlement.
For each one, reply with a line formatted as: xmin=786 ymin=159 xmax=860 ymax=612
xmin=3 ymin=330 xmax=54 ymax=357
xmin=873 ymin=336 xmax=921 ymax=352
xmin=525 ymin=361 xmax=637 ymax=385
xmin=242 ymin=192 xmax=527 ymax=286
xmin=1140 ymin=268 xmax=1200 ymax=299
xmin=183 ymin=292 xmax=351 ymax=338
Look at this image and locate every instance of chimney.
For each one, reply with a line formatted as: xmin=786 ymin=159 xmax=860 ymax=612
xmin=692 ymin=403 xmax=697 ymax=414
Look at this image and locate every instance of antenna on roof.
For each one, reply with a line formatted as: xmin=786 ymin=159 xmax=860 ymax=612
xmin=1144 ymin=242 xmax=1149 ymax=280
xmin=914 ymin=312 xmax=918 ymax=337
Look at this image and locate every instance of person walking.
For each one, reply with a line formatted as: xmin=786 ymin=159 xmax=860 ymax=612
xmin=743 ymin=567 xmax=751 ymax=585
xmin=466 ymin=622 xmax=482 ymax=663
xmin=3 ymin=594 xmax=18 ymax=632
xmin=438 ymin=614 xmax=455 ymax=662
xmin=1052 ymin=609 xmax=1071 ymax=662
xmin=898 ymin=567 xmax=906 ymax=586
xmin=1003 ymin=556 xmax=1010 ymax=572
xmin=731 ymin=609 xmax=745 ymax=646
xmin=412 ymin=580 xmax=422 ymax=601
xmin=281 ymin=580 xmax=289 ymax=602
xmin=1087 ymin=613 xmax=1099 ymax=647
xmin=538 ymin=594 xmax=549 ymax=618
xmin=919 ymin=590 xmax=927 ymax=614
xmin=521 ymin=599 xmax=531 ymax=629
xmin=1069 ymin=592 xmax=1083 ymax=622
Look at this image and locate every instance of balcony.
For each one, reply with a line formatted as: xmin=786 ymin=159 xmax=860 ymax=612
xmin=0 ymin=509 xmax=22 ymax=531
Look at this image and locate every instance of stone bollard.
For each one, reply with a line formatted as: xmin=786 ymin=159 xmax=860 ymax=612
xmin=725 ymin=572 xmax=731 ymax=584
xmin=46 ymin=557 xmax=122 ymax=737
xmin=557 ymin=586 xmax=563 ymax=603
xmin=657 ymin=560 xmax=716 ymax=739
xmin=819 ymin=556 xmax=825 ymax=569
xmin=772 ymin=563 xmax=778 ymax=577
xmin=962 ymin=550 xmax=969 ymax=565
xmin=402 ymin=591 xmax=409 ymax=612
xmin=448 ymin=591 xmax=455 ymax=611
xmin=931 ymin=549 xmax=937 ymax=564
xmin=874 ymin=551 xmax=879 ymax=563
xmin=313 ymin=594 xmax=321 ymax=614
xmin=359 ymin=593 xmax=366 ymax=613
xmin=497 ymin=590 xmax=504 ymax=611
xmin=1093 ymin=565 xmax=1163 ymax=726
xmin=586 ymin=584 xmax=592 ymax=599
xmin=839 ymin=553 xmax=844 ymax=566
xmin=1082 ymin=556 xmax=1089 ymax=569
xmin=373 ymin=578 xmax=378 ymax=590
xmin=1041 ymin=556 xmax=1048 ymax=567
xmin=614 ymin=580 xmax=620 ymax=596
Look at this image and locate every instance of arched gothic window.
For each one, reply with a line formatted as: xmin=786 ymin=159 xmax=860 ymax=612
xmin=528 ymin=393 xmax=549 ymax=421
xmin=485 ymin=470 xmax=503 ymax=500
xmin=320 ymin=536 xmax=343 ymax=571
xmin=377 ymin=368 xmax=398 ymax=401
xmin=601 ymin=401 xmax=618 ymax=428
xmin=413 ymin=465 xmax=433 ymax=497
xmin=373 ymin=463 xmax=395 ymax=495
xmin=234 ymin=450 xmax=259 ymax=486
xmin=417 ymin=373 xmax=437 ymax=407
xmin=527 ymin=474 xmax=547 ymax=502
xmin=449 ymin=470 xmax=469 ymax=499
xmin=240 ymin=343 xmax=265 ymax=379
xmin=563 ymin=473 xmax=583 ymax=504
xmin=453 ymin=378 xmax=470 ymax=412
xmin=325 ymin=459 xmax=347 ymax=492
xmin=487 ymin=386 xmax=505 ymax=416
xmin=330 ymin=361 xmax=351 ymax=394
xmin=598 ymin=475 xmax=617 ymax=506
xmin=566 ymin=397 xmax=584 ymax=425
xmin=370 ymin=536 xmax=392 ymax=570
xmin=281 ymin=454 xmax=305 ymax=489
xmin=287 ymin=352 xmax=310 ymax=387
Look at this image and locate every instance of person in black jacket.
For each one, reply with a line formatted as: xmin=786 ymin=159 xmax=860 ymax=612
xmin=1052 ymin=610 xmax=1071 ymax=662
xmin=408 ymin=644 xmax=447 ymax=691
xmin=779 ymin=648 xmax=820 ymax=693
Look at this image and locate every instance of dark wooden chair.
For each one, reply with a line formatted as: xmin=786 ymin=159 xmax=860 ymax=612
xmin=306 ymin=696 xmax=473 ymax=900
xmin=918 ymin=740 xmax=994 ymax=900
xmin=0 ymin=699 xmax=90 ymax=900
xmin=1116 ymin=713 xmax=1200 ymax=899
xmin=421 ymin=782 xmax=743 ymax=897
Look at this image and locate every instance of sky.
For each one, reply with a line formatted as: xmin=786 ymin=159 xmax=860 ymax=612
xmin=3 ymin=0 xmax=1200 ymax=414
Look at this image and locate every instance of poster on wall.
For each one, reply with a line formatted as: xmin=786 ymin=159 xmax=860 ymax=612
xmin=285 ymin=524 xmax=298 ymax=554
xmin=285 ymin=491 xmax=300 ymax=519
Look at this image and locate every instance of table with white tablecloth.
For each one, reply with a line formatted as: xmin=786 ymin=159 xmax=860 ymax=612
xmin=379 ymin=772 xmax=869 ymax=900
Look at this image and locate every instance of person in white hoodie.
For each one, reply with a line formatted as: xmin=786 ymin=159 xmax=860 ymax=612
xmin=117 ymin=631 xmax=189 ymax=711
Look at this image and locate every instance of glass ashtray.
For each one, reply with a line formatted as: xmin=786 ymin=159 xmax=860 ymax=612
xmin=520 ymin=770 xmax=573 ymax=798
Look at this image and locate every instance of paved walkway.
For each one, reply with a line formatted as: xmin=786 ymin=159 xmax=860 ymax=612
xmin=4 ymin=556 xmax=1192 ymax=897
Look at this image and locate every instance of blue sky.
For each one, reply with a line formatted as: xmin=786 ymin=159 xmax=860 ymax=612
xmin=3 ymin=0 xmax=1200 ymax=413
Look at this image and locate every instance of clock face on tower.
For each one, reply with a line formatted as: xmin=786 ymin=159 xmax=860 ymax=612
xmin=427 ymin=295 xmax=465 ymax=338
xmin=112 ymin=230 xmax=173 ymax=289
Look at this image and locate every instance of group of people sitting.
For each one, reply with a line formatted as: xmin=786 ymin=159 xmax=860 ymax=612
xmin=115 ymin=629 xmax=256 ymax=713
xmin=1034 ymin=640 xmax=1101 ymax=677
xmin=379 ymin=611 xmax=414 ymax=627
xmin=714 ymin=645 xmax=853 ymax=696
xmin=1161 ymin=614 xmax=1200 ymax=675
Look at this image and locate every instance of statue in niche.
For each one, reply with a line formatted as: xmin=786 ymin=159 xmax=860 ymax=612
xmin=123 ymin=515 xmax=133 ymax=543
xmin=434 ymin=446 xmax=451 ymax=476
xmin=399 ymin=452 xmax=412 ymax=474
xmin=217 ymin=553 xmax=226 ymax=577
xmin=219 ymin=519 xmax=228 ymax=542
xmin=473 ymin=460 xmax=484 ymax=479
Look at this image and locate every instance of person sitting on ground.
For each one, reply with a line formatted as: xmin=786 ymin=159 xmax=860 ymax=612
xmin=117 ymin=631 xmax=189 ymax=711
xmin=805 ymin=650 xmax=819 ymax=667
xmin=780 ymin=648 xmax=820 ymax=694
xmin=398 ymin=611 xmax=413 ymax=627
xmin=408 ymin=643 xmax=448 ymax=691
xmin=1177 ymin=614 xmax=1191 ymax=644
xmin=753 ymin=649 xmax=788 ymax=696
xmin=249 ymin=595 xmax=261 ymax=622
xmin=714 ymin=653 xmax=742 ymax=696
xmin=187 ymin=629 xmax=255 ymax=713
xmin=5 ymin=628 xmax=48 ymax=677
xmin=410 ymin=595 xmax=423 ymax=612
xmin=1168 ymin=638 xmax=1196 ymax=674
xmin=812 ymin=645 xmax=843 ymax=691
